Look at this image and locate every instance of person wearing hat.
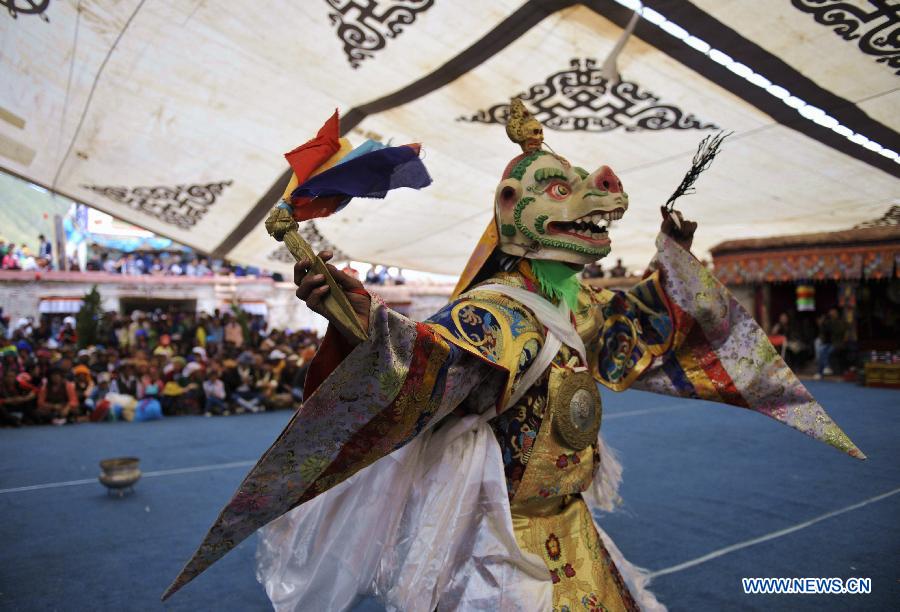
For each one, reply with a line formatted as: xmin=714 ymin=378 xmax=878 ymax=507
xmin=177 ymin=361 xmax=204 ymax=415
xmin=86 ymin=372 xmax=112 ymax=421
xmin=19 ymin=246 xmax=37 ymax=272
xmin=112 ymin=360 xmax=139 ymax=397
xmin=88 ymin=347 xmax=109 ymax=376
xmin=1 ymin=347 xmax=22 ymax=377
xmin=16 ymin=340 xmax=32 ymax=356
xmin=161 ymin=356 xmax=188 ymax=416
xmin=258 ymin=350 xmax=289 ymax=410
xmin=191 ymin=346 xmax=207 ymax=364
xmin=267 ymin=349 xmax=285 ymax=369
xmin=164 ymin=355 xmax=186 ymax=381
xmin=72 ymin=364 xmax=95 ymax=415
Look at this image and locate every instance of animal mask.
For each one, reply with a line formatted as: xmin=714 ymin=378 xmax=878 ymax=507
xmin=495 ymin=106 xmax=628 ymax=264
xmin=451 ymin=99 xmax=629 ymax=298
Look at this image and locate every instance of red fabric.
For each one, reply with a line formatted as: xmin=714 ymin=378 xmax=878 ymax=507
xmin=676 ymin=303 xmax=750 ymax=409
xmin=290 ymin=142 xmax=423 ymax=222
xmin=303 ymin=324 xmax=356 ymax=399
xmin=291 ymin=194 xmax=344 ymax=222
xmin=283 ymin=110 xmax=341 ymax=189
xmin=90 ymin=399 xmax=110 ymax=422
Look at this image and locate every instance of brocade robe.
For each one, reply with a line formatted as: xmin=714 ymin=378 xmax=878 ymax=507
xmin=425 ymin=262 xmax=673 ymax=611
xmin=165 ymin=234 xmax=862 ymax=611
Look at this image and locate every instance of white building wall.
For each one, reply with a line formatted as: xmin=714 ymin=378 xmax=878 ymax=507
xmin=0 ymin=272 xmax=455 ymax=337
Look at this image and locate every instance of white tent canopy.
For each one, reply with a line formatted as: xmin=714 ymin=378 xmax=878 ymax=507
xmin=2 ymin=0 xmax=897 ymax=276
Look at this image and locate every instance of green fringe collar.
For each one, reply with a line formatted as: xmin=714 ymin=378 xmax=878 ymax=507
xmin=528 ymin=259 xmax=580 ymax=311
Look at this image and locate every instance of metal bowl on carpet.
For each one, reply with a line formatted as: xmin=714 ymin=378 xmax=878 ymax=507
xmin=98 ymin=457 xmax=142 ymax=497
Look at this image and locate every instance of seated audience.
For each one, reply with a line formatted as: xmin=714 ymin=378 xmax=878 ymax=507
xmin=0 ymin=305 xmax=320 ymax=426
xmin=202 ymin=367 xmax=228 ymax=416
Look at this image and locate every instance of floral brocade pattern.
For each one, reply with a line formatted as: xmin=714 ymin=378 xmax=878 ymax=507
xmin=426 ymin=286 xmax=544 ymax=403
xmin=512 ymin=367 xmax=599 ymax=505
xmin=489 ymin=370 xmax=549 ymax=498
xmin=584 ymin=272 xmax=674 ymax=391
xmin=634 ymin=234 xmax=865 ymax=459
xmin=512 ymin=496 xmax=638 ymax=612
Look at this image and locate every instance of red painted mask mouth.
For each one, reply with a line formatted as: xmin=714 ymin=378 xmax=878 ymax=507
xmin=546 ymin=208 xmax=625 ymax=245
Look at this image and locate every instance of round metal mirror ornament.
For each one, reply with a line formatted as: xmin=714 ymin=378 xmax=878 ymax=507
xmin=98 ymin=457 xmax=142 ymax=497
xmin=554 ymin=371 xmax=602 ymax=451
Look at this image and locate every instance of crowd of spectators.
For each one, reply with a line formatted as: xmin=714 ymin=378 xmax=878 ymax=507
xmin=0 ymin=235 xmax=53 ymax=272
xmin=1 ymin=235 xmax=274 ymax=278
xmin=582 ymin=259 xmax=628 ymax=280
xmin=364 ymin=265 xmax=406 ymax=285
xmin=0 ymin=307 xmax=321 ymax=427
xmin=768 ymin=307 xmax=854 ymax=378
xmin=81 ymin=249 xmax=266 ymax=277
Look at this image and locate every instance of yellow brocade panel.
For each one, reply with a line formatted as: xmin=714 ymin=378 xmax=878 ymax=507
xmin=510 ymin=367 xmax=636 ymax=610
xmin=513 ymin=367 xmax=599 ymax=504
xmin=511 ymin=496 xmax=633 ymax=612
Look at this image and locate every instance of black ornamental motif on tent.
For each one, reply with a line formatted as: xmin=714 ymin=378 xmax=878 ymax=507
xmin=791 ymin=0 xmax=899 ymax=75
xmin=2 ymin=0 xmax=50 ymax=21
xmin=457 ymin=59 xmax=719 ymax=133
xmin=81 ymin=181 xmax=233 ymax=230
xmin=854 ymin=204 xmax=900 ymax=228
xmin=326 ymin=0 xmax=435 ymax=68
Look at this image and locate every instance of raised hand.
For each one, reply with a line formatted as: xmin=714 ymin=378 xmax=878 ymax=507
xmin=660 ymin=206 xmax=698 ymax=252
xmin=294 ymin=250 xmax=371 ymax=343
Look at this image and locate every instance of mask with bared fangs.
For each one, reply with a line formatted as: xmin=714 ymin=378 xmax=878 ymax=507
xmin=494 ymin=149 xmax=628 ymax=265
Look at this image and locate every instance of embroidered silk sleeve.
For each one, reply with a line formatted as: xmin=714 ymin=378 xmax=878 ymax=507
xmin=631 ymin=233 xmax=863 ymax=459
xmin=164 ymin=299 xmax=509 ymax=599
xmin=586 ymin=270 xmax=674 ymax=391
xmin=426 ymin=291 xmax=544 ymax=408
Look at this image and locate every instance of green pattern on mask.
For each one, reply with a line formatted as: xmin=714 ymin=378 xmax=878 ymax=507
xmin=501 ymin=223 xmax=516 ymax=237
xmin=510 ymin=151 xmax=548 ymax=180
xmin=573 ymin=166 xmax=588 ymax=180
xmin=530 ymin=259 xmax=581 ymax=311
xmin=534 ymin=167 xmax=567 ymax=183
xmin=534 ymin=215 xmax=548 ymax=234
xmin=513 ymin=197 xmax=611 ymax=257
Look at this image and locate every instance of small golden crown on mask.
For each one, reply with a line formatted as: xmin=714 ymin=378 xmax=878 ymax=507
xmin=505 ymin=98 xmax=544 ymax=153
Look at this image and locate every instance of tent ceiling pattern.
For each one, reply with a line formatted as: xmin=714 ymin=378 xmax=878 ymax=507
xmin=1 ymin=0 xmax=898 ymax=277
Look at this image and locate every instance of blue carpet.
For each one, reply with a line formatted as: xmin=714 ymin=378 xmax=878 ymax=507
xmin=0 ymin=381 xmax=896 ymax=611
